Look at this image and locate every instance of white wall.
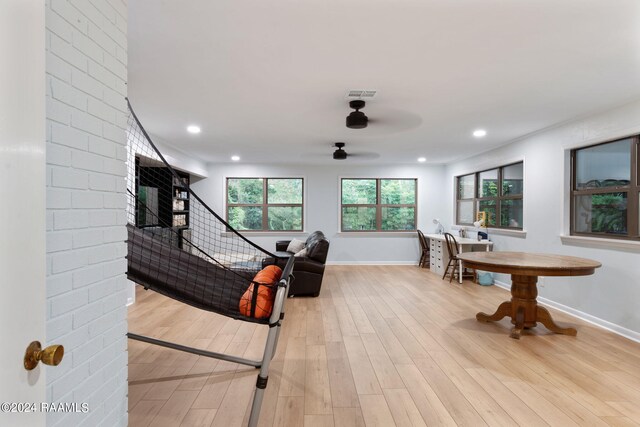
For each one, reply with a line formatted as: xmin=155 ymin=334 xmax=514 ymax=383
xmin=444 ymin=100 xmax=640 ymax=337
xmin=192 ymin=163 xmax=448 ymax=264
xmin=45 ymin=0 xmax=128 ymax=426
xmin=153 ymin=136 xmax=209 ymax=179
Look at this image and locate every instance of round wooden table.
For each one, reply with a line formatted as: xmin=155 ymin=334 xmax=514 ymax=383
xmin=457 ymin=252 xmax=601 ymax=339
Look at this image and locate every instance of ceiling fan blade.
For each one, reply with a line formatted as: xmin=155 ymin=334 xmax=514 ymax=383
xmin=344 ymin=152 xmax=380 ymax=160
xmin=362 ymin=109 xmax=423 ymax=134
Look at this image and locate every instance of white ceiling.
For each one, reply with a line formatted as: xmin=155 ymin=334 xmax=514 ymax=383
xmin=128 ymin=0 xmax=640 ymax=165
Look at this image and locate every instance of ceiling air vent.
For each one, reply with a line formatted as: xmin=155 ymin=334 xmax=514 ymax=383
xmin=346 ymin=90 xmax=377 ymax=99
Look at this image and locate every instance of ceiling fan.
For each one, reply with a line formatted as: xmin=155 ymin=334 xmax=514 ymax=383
xmin=343 ymin=98 xmax=424 ymax=135
xmin=332 ymin=142 xmax=379 ymax=160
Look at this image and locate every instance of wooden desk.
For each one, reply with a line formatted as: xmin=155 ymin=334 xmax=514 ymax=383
xmin=457 ymin=252 xmax=601 ymax=339
xmin=425 ymin=234 xmax=493 ymax=283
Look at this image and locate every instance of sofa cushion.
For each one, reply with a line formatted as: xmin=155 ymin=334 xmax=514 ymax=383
xmin=307 ymin=237 xmax=329 ymax=263
xmin=272 ymin=251 xmax=292 ymax=258
xmin=294 ymin=248 xmax=307 ymax=257
xmin=305 ymin=231 xmax=325 ymax=257
xmin=275 ymin=240 xmax=291 ymax=252
xmin=286 ymin=238 xmax=306 ymax=254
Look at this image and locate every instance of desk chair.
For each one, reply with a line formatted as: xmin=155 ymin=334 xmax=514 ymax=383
xmin=443 ymin=233 xmax=475 ymax=282
xmin=417 ymin=229 xmax=430 ymax=268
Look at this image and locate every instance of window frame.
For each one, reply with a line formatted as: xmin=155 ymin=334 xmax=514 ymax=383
xmin=340 ymin=178 xmax=418 ymax=232
xmin=570 ymin=136 xmax=639 ymax=240
xmin=455 ymin=161 xmax=524 ymax=230
xmin=456 ymin=173 xmax=476 ymax=225
xmin=225 ymin=177 xmax=304 ymax=232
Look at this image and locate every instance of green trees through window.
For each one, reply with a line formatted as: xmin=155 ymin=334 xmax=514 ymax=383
xmin=226 ymin=177 xmax=417 ymax=232
xmin=341 ymin=178 xmax=417 ymax=231
xmin=456 ymin=162 xmax=524 ymax=229
xmin=227 ymin=178 xmax=303 ymax=231
xmin=571 ymin=136 xmax=639 ymax=239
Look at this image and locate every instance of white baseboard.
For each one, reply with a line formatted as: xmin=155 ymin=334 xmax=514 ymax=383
xmin=326 ymin=261 xmax=417 ymax=266
xmin=494 ymin=280 xmax=640 ymax=343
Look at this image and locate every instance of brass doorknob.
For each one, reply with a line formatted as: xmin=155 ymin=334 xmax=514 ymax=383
xmin=24 ymin=341 xmax=64 ymax=371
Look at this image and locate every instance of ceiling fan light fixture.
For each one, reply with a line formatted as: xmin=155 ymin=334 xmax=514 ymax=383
xmin=333 ymin=142 xmax=348 ymax=160
xmin=333 ymin=150 xmax=347 ymax=160
xmin=346 ymin=100 xmax=368 ymax=129
xmin=346 ymin=112 xmax=368 ymax=129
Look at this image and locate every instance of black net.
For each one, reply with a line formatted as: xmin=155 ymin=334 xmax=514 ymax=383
xmin=126 ymin=100 xmax=283 ymax=324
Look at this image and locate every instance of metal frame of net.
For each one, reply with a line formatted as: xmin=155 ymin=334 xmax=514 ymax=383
xmin=125 ymin=99 xmax=285 ymax=323
xmin=125 ymin=99 xmax=295 ymax=427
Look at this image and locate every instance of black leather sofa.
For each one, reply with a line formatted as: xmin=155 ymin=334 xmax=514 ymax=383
xmin=263 ymin=231 xmax=330 ymax=297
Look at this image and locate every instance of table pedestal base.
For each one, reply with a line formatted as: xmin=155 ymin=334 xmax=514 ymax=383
xmin=476 ymin=274 xmax=577 ymax=339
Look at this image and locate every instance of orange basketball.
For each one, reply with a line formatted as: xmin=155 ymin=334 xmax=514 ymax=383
xmin=239 ymin=265 xmax=282 ymax=319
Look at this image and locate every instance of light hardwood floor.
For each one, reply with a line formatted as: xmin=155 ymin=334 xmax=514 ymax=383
xmin=128 ymin=265 xmax=640 ymax=426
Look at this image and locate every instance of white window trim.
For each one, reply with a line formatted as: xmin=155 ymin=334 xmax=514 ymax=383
xmin=220 ymin=231 xmax=308 ymax=238
xmin=451 ymin=224 xmax=527 ymax=238
xmin=560 ymin=234 xmax=640 ymax=252
xmin=336 ymin=231 xmax=417 ymax=237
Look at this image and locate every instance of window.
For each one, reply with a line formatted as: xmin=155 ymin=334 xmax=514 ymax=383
xmin=340 ymin=178 xmax=417 ymax=231
xmin=571 ymin=136 xmax=639 ymax=240
xmin=455 ymin=162 xmax=524 ymax=229
xmin=226 ymin=178 xmax=303 ymax=231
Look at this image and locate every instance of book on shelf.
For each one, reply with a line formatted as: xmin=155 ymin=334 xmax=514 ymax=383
xmin=173 ymin=200 xmax=185 ymax=211
xmin=173 ymin=215 xmax=187 ymax=227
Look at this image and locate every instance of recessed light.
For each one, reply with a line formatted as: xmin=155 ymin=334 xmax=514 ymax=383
xmin=417 ymin=157 xmax=427 ymax=163
xmin=231 ymin=155 xmax=240 ymax=162
xmin=187 ymin=125 xmax=201 ymax=134
xmin=473 ymin=129 xmax=487 ymax=138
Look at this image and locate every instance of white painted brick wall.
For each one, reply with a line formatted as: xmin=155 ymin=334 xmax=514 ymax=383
xmin=46 ymin=0 xmax=128 ymax=426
